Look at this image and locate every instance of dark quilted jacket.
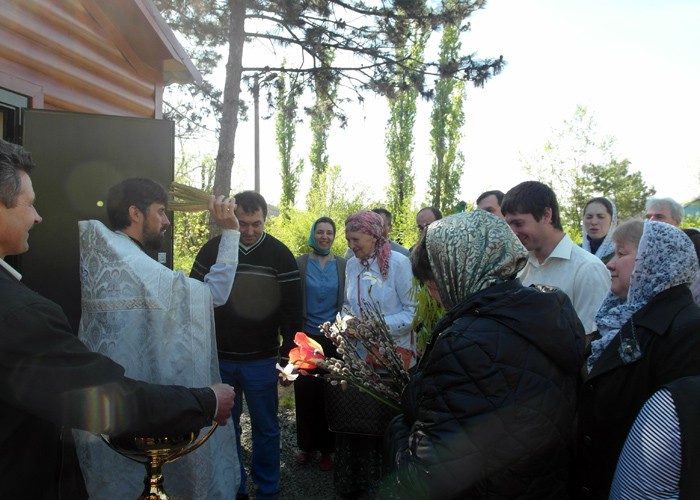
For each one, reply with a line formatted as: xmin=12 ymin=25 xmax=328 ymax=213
xmin=385 ymin=279 xmax=585 ymax=499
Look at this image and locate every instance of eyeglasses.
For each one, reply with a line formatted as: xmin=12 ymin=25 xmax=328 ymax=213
xmin=417 ymin=223 xmax=429 ymax=231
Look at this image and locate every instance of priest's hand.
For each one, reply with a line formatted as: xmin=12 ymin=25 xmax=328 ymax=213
xmin=211 ymin=383 xmax=236 ymax=425
xmin=210 ymin=195 xmax=239 ymax=231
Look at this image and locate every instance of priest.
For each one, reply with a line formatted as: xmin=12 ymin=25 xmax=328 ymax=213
xmin=74 ymin=178 xmax=241 ymax=499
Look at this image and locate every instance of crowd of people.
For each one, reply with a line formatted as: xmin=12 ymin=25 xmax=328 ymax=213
xmin=3 ymin=135 xmax=700 ymax=499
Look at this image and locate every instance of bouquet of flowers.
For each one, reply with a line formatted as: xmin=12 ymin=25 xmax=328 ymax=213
xmin=279 ymin=295 xmax=410 ymax=411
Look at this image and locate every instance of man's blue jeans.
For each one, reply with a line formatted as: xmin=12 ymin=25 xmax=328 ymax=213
xmin=219 ymin=358 xmax=280 ymax=500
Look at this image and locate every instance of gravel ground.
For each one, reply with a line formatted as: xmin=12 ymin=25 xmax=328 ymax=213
xmin=238 ymin=386 xmax=374 ymax=500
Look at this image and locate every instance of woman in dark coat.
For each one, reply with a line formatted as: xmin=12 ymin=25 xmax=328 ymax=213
xmin=385 ymin=210 xmax=586 ymax=499
xmin=575 ymin=219 xmax=700 ymax=499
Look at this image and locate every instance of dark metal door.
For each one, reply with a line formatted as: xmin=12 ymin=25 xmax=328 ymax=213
xmin=20 ymin=109 xmax=174 ymax=333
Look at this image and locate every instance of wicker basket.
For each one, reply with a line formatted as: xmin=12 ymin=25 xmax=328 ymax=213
xmin=324 ymin=383 xmax=399 ymax=436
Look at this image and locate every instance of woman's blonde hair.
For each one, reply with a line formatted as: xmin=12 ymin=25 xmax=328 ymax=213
xmin=612 ymin=218 xmax=644 ymax=248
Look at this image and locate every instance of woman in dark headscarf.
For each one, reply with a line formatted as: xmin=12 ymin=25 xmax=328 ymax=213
xmin=293 ymin=217 xmax=345 ymax=471
xmin=576 ymin=219 xmax=700 ymax=498
xmin=385 ymin=210 xmax=585 ymax=499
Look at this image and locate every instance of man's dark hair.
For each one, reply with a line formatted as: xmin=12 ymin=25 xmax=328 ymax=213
xmin=371 ymin=207 xmax=392 ymax=224
xmin=417 ymin=206 xmax=442 ymax=220
xmin=584 ymin=197 xmax=614 ymax=217
xmin=234 ymin=190 xmax=268 ymax=218
xmin=106 ymin=177 xmax=168 ymax=230
xmin=683 ymin=228 xmax=700 ymax=265
xmin=314 ymin=216 xmax=336 ymax=235
xmin=501 ymin=181 xmax=563 ymax=231
xmin=410 ymin=231 xmax=434 ymax=285
xmin=476 ymin=190 xmax=505 ymax=206
xmin=0 ymin=139 xmax=34 ymax=208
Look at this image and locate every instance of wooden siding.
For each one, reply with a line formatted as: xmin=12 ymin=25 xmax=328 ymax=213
xmin=0 ymin=0 xmax=192 ymax=118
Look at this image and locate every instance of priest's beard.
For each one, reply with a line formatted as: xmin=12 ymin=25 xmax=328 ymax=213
xmin=143 ymin=228 xmax=165 ymax=251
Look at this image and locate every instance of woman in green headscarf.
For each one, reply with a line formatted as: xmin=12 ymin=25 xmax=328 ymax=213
xmin=294 ymin=216 xmax=346 ymax=471
xmin=384 ymin=210 xmax=586 ymax=499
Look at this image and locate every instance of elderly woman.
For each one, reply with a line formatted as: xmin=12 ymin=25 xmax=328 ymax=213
xmin=385 ymin=210 xmax=585 ymax=499
xmin=575 ymin=219 xmax=700 ymax=498
xmin=294 ymin=217 xmax=345 ymax=471
xmin=335 ymin=209 xmax=416 ymax=497
xmin=344 ymin=209 xmax=416 ymax=367
xmin=582 ymin=196 xmax=617 ymax=263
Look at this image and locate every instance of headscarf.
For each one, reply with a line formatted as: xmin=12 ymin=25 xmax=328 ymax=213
xmin=425 ymin=210 xmax=528 ymax=311
xmin=344 ymin=210 xmax=391 ymax=279
xmin=582 ymin=197 xmax=618 ymax=260
xmin=307 ymin=216 xmax=336 ymax=256
xmin=588 ymin=221 xmax=698 ymax=371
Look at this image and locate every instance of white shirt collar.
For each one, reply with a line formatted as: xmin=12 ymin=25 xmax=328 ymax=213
xmin=0 ymin=258 xmax=22 ymax=280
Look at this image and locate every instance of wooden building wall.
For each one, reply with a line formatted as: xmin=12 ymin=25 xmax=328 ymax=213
xmin=0 ymin=0 xmax=195 ymax=118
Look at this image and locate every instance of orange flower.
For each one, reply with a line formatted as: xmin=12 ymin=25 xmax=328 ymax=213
xmin=288 ymin=332 xmax=325 ymax=369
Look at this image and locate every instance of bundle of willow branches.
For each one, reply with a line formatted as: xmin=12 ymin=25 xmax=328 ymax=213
xmin=167 ymin=182 xmax=211 ymax=212
xmin=313 ymin=301 xmax=409 ymax=411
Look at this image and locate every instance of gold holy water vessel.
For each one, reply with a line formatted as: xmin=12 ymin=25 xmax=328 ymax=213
xmin=102 ymin=423 xmax=218 ymax=500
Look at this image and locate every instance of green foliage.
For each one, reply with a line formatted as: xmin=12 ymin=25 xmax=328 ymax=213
xmin=428 ymin=8 xmax=466 ymax=213
xmin=521 ymin=105 xmax=656 ymax=237
xmin=278 ymin=384 xmax=295 ymax=410
xmin=276 ymin=72 xmax=305 ymax=215
xmin=172 ymin=153 xmax=216 ymax=272
xmin=308 ymin=46 xmax=337 ymax=197
xmin=411 ymin=280 xmax=444 ymax=355
xmin=681 ymin=214 xmax=700 ymax=230
xmin=392 ymin=202 xmax=420 ymax=250
xmin=154 ymin=0 xmax=503 ymax=220
xmin=385 ymin=21 xmax=428 ymax=236
xmin=580 ymin=159 xmax=655 ymax=217
xmin=266 ymin=165 xmax=371 ymax=256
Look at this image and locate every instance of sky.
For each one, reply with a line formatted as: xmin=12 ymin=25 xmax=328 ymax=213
xmin=208 ymin=0 xmax=700 ymax=209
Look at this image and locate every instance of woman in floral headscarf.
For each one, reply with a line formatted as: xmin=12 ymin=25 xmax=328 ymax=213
xmin=344 ymin=209 xmax=416 ymax=367
xmin=385 ymin=210 xmax=585 ymax=499
xmin=575 ymin=219 xmax=700 ymax=499
xmin=334 ymin=209 xmax=416 ymax=497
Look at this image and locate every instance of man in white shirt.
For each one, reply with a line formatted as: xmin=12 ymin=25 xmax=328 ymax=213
xmin=501 ymin=181 xmax=610 ymax=335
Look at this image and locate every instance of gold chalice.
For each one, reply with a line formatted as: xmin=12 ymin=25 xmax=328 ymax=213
xmin=102 ymin=423 xmax=218 ymax=500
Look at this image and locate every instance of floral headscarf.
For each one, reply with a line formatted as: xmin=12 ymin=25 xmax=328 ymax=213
xmin=425 ymin=210 xmax=528 ymax=311
xmin=307 ymin=216 xmax=336 ymax=256
xmin=582 ymin=197 xmax=618 ymax=260
xmin=588 ymin=221 xmax=698 ymax=371
xmin=345 ymin=210 xmax=392 ymax=279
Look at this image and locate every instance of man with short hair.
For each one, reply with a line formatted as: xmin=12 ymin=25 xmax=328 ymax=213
xmin=645 ymin=197 xmax=684 ymax=227
xmin=74 ymin=177 xmax=242 ymax=499
xmin=416 ymin=206 xmax=442 ymax=236
xmin=191 ymin=190 xmax=302 ymax=500
xmin=0 ymin=139 xmax=235 ymax=500
xmin=476 ymin=190 xmax=505 ymax=219
xmin=372 ymin=207 xmax=409 ymax=256
xmin=501 ymin=181 xmax=610 ymax=335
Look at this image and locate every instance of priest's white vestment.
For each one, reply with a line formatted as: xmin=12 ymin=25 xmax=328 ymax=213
xmin=74 ymin=220 xmax=240 ymax=500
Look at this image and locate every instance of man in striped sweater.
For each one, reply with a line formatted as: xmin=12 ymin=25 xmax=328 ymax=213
xmin=191 ymin=190 xmax=302 ymax=500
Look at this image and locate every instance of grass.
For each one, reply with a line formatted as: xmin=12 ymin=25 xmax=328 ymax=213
xmin=278 ymin=384 xmax=295 ymax=410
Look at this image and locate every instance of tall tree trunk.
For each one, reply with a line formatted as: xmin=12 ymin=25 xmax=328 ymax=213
xmin=211 ymin=0 xmax=246 ymax=235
